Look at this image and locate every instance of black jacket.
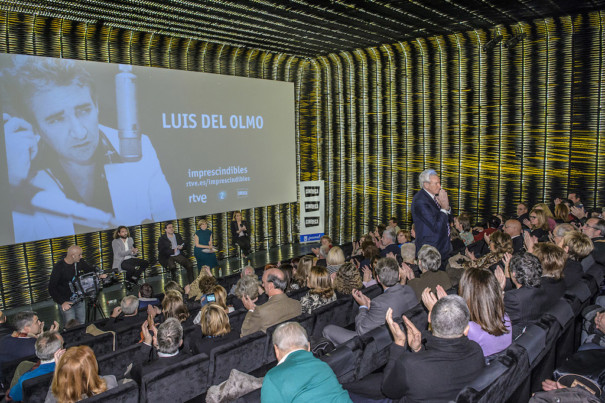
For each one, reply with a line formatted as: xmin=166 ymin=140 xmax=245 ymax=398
xmin=48 ymin=258 xmax=95 ymax=305
xmin=157 ymin=233 xmax=187 ymax=268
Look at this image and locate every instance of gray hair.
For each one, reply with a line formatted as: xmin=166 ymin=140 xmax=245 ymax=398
xmin=417 ymin=245 xmax=441 ymax=272
xmin=234 ymin=275 xmax=261 ymax=300
xmin=553 ymin=223 xmax=575 ymax=238
xmin=242 ymin=265 xmax=255 ymax=277
xmin=157 ymin=318 xmax=183 ymax=354
xmin=382 ymin=228 xmax=396 ymax=243
xmin=374 ymin=257 xmax=399 ymax=287
xmin=431 ymin=295 xmax=470 ymax=338
xmin=590 ymin=218 xmax=605 ymax=236
xmin=121 ymin=295 xmax=139 ymax=315
xmin=273 ymin=322 xmax=309 ymax=352
xmin=419 ymin=169 xmax=438 ymax=186
xmin=319 ymin=245 xmax=330 ymax=258
xmin=266 ymin=271 xmax=288 ymax=292
xmin=401 ymin=243 xmax=416 ymax=263
xmin=35 ymin=331 xmax=63 ymax=360
xmin=12 ymin=311 xmax=37 ymax=332
xmin=510 ymin=252 xmax=542 ymax=288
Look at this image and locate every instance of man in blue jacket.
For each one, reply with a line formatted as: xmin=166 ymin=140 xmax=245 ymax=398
xmin=261 ymin=322 xmax=351 ymax=403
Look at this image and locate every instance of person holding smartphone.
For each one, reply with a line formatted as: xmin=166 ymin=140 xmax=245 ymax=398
xmin=158 ymin=222 xmax=194 ymax=282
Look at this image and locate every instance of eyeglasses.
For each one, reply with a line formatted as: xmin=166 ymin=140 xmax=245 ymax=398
xmin=529 ymin=216 xmax=537 ymax=219
xmin=584 ymin=224 xmax=598 ymax=231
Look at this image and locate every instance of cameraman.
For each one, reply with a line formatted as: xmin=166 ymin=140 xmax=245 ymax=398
xmin=48 ymin=245 xmax=105 ymax=326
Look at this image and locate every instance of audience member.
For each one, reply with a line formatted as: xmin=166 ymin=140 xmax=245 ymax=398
xmin=407 ymin=245 xmax=452 ymax=301
xmin=554 ymin=203 xmax=571 ymax=223
xmin=240 ymin=268 xmax=302 ymax=337
xmin=261 ymin=322 xmax=351 ymax=403
xmin=581 ymin=217 xmax=605 ymax=266
xmin=532 ymin=242 xmax=566 ymax=301
xmin=300 ymin=266 xmax=336 ymax=314
xmin=130 ymin=318 xmax=190 ymax=384
xmin=293 ymin=256 xmax=314 ymax=289
xmin=561 ymin=230 xmax=593 ymax=287
xmin=473 ymin=215 xmax=501 ymax=242
xmin=279 ymin=263 xmax=296 ymax=291
xmin=333 ymin=262 xmax=363 ymax=297
xmin=228 ymin=265 xmax=255 ymax=295
xmin=9 ymin=331 xmax=64 ymax=402
xmin=387 ymin=217 xmax=401 ymax=234
xmin=503 ymin=219 xmax=524 ymax=253
xmin=516 ymin=202 xmax=530 ymax=224
xmin=186 ymin=271 xmax=218 ymax=302
xmin=396 ymin=230 xmax=411 ymax=245
xmin=380 ymin=228 xmax=400 ymax=257
xmin=45 ymin=345 xmax=117 ymax=403
xmin=527 ymin=209 xmax=550 ymax=241
xmin=454 ymin=213 xmax=474 ymax=246
xmin=184 ymin=304 xmax=239 ymax=356
xmin=316 ymin=245 xmax=329 ymax=267
xmin=504 ymin=252 xmax=548 ymax=337
xmin=464 ymin=230 xmax=513 ymax=272
xmin=138 ymin=283 xmax=160 ymax=310
xmin=102 ymin=295 xmax=142 ymax=333
xmin=459 ymin=269 xmax=511 ymax=357
xmin=323 ymin=257 xmax=417 ymax=345
xmin=326 ymin=246 xmax=345 ymax=274
xmin=0 ymin=310 xmax=11 ymax=339
xmin=312 ymin=235 xmax=332 ymax=258
xmin=232 ymin=275 xmax=268 ymax=312
xmin=347 ymin=295 xmax=484 ymax=402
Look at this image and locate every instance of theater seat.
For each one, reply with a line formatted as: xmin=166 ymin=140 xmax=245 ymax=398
xmin=515 ymin=324 xmax=547 ymax=366
xmin=140 ymin=353 xmax=210 ymax=403
xmin=80 ymin=380 xmax=139 ymax=403
xmin=22 ymin=372 xmax=53 ymax=403
xmin=65 ymin=332 xmax=114 ymax=357
xmin=97 ymin=343 xmax=144 ymax=379
xmin=312 ymin=298 xmax=354 ymax=339
xmin=320 ymin=337 xmax=363 ymax=384
xmin=208 ymin=332 xmax=267 ymax=386
xmin=356 ymin=325 xmax=393 ymax=380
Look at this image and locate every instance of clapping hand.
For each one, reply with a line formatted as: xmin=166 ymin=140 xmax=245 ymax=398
xmin=570 ymin=205 xmax=586 ymax=219
xmin=399 ymin=262 xmax=415 ymax=284
xmin=495 ymin=266 xmax=507 ymax=290
xmin=523 ymin=231 xmax=537 ymax=253
xmin=421 ymin=287 xmax=439 ymax=313
xmin=352 ymin=289 xmax=371 ymax=308
xmin=242 ymin=295 xmax=257 ymax=311
xmin=362 ymin=266 xmax=373 ymax=282
xmin=465 ymin=248 xmax=476 ymax=261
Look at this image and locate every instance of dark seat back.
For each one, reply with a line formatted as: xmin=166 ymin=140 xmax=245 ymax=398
xmin=97 ymin=343 xmax=144 ymax=379
xmin=80 ymin=380 xmax=139 ymax=403
xmin=22 ymin=372 xmax=53 ymax=403
xmin=140 ymin=353 xmax=209 ymax=403
xmin=312 ymin=298 xmax=353 ymax=339
xmin=356 ymin=325 xmax=393 ymax=379
xmin=208 ymin=332 xmax=267 ymax=386
xmin=65 ymin=332 xmax=114 ymax=357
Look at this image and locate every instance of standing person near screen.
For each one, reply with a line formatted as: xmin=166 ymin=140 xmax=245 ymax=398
xmin=158 ymin=222 xmax=194 ymax=283
xmin=49 ymin=245 xmax=106 ymax=326
xmin=194 ymin=219 xmax=219 ymax=270
xmin=1 ymin=55 xmax=176 ymax=243
xmin=411 ymin=169 xmax=452 ymax=267
xmin=231 ymin=211 xmax=252 ymax=257
xmin=112 ymin=226 xmax=149 ymax=288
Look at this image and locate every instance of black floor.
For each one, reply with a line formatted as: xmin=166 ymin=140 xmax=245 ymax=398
xmin=3 ymin=242 xmax=319 ymax=326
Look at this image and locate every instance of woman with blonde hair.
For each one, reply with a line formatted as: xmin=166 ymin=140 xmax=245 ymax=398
xmin=527 ymin=209 xmax=550 ymax=241
xmin=300 ymin=266 xmax=336 ymax=314
xmin=554 ymin=203 xmax=570 ymax=223
xmin=194 ymin=218 xmax=219 ymax=270
xmin=534 ymin=203 xmax=557 ymax=231
xmin=184 ymin=303 xmax=239 ymax=355
xmin=46 ymin=345 xmax=117 ymax=403
xmin=326 ymin=246 xmax=345 ymax=274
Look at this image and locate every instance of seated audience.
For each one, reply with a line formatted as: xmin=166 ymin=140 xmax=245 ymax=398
xmin=347 ymin=295 xmax=484 ymax=402
xmin=534 ymin=203 xmax=557 ymax=231
xmin=0 ymin=310 xmax=12 ymax=340
xmin=581 ymin=305 xmax=605 ymax=351
xmin=333 ymin=262 xmax=363 ymax=297
xmin=504 ymin=252 xmax=548 ymax=337
xmin=232 ymin=275 xmax=268 ymax=312
xmin=532 ymin=242 xmax=566 ymax=301
xmin=581 ymin=217 xmax=605 ymax=267
xmin=279 ymin=263 xmax=297 ymax=291
xmin=138 ymin=283 xmax=160 ymax=310
xmin=312 ymin=235 xmax=332 ymax=258
xmin=9 ymin=331 xmax=64 ymax=402
xmin=380 ymin=228 xmax=400 ymax=257
xmin=464 ymin=230 xmax=513 ymax=271
xmin=400 ymin=243 xmax=419 ymax=276
xmin=473 ymin=215 xmax=501 ymax=242
xmin=396 ymin=229 xmax=411 ymax=245
xmin=131 ymin=318 xmax=190 ymax=384
xmin=193 ymin=285 xmax=230 ymax=324
xmin=323 ymin=257 xmax=418 ymax=345
xmin=228 ymin=265 xmax=255 ymax=295
xmin=45 ymin=345 xmax=117 ymax=403
xmin=554 ymin=203 xmax=571 ymax=223
xmin=454 ymin=213 xmax=475 ymax=246
xmin=261 ymin=322 xmax=351 ymax=402
xmin=326 ymin=246 xmax=345 ymax=274
xmin=182 ymin=266 xmax=214 ymax=301
xmin=102 ymin=295 xmax=143 ymax=332
xmin=316 ymin=245 xmax=329 ymax=267
xmin=184 ymin=303 xmax=239 ymax=356
xmin=240 ymin=268 xmax=302 ymax=337
xmin=0 ymin=311 xmax=58 ymax=381
xmin=459 ymin=269 xmax=511 ymax=357
xmin=561 ymin=230 xmax=593 ymax=288
xmin=300 ymin=266 xmax=336 ymax=314
xmin=292 ymin=256 xmax=314 ymax=289
xmin=407 ymin=245 xmax=452 ymax=301
xmin=157 ymin=293 xmax=193 ymax=327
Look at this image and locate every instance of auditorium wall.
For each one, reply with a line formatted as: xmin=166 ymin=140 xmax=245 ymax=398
xmin=1 ymin=9 xmax=604 ymax=309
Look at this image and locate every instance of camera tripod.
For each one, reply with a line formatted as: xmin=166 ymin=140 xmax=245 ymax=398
xmin=85 ymin=295 xmax=106 ymax=323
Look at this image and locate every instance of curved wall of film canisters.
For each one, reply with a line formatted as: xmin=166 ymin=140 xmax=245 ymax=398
xmin=1 ymin=9 xmax=605 ymax=309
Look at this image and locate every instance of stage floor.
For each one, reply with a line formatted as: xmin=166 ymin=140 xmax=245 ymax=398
xmin=3 ymin=241 xmax=319 ymax=327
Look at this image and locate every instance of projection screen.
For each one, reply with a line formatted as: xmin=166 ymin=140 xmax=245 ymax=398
xmin=0 ymin=54 xmax=297 ymax=245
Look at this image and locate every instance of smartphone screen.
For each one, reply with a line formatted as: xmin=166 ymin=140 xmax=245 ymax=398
xmin=206 ymin=293 xmax=216 ymax=302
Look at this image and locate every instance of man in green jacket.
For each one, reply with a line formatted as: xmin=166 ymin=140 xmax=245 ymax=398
xmin=261 ymin=322 xmax=352 ymax=403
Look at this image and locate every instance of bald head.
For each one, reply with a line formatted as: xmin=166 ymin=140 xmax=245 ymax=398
xmin=263 ymin=268 xmax=287 ymax=296
xmin=503 ymin=220 xmax=521 ymax=237
xmin=65 ymin=245 xmax=83 ymax=264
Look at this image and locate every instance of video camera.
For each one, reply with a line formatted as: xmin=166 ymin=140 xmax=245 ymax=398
xmin=69 ymin=266 xmax=118 ymax=303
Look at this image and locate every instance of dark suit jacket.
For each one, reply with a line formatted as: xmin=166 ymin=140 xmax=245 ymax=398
xmin=504 ymin=286 xmax=548 ymax=328
xmin=230 ymin=220 xmax=250 ymax=243
xmin=411 ymin=189 xmax=451 ymax=259
xmin=355 ymin=284 xmax=418 ymax=336
xmin=512 ymin=235 xmax=524 ymax=254
xmin=541 ymin=277 xmax=566 ymax=301
xmin=130 ymin=343 xmax=191 ymax=384
xmin=381 ymin=335 xmax=485 ymax=401
xmin=380 ymin=243 xmax=401 ymax=258
xmin=157 ymin=233 xmax=187 ymax=268
xmin=563 ymin=259 xmax=583 ymax=288
xmin=591 ymin=237 xmax=605 ymax=265
xmin=408 ymin=271 xmax=452 ymax=301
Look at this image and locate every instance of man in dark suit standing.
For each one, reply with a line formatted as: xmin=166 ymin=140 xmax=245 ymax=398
xmin=411 ymin=169 xmax=452 ymax=267
xmin=158 ymin=222 xmax=194 ymax=282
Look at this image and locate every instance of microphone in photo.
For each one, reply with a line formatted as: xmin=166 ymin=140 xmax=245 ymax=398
xmin=115 ymin=64 xmax=141 ymax=162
